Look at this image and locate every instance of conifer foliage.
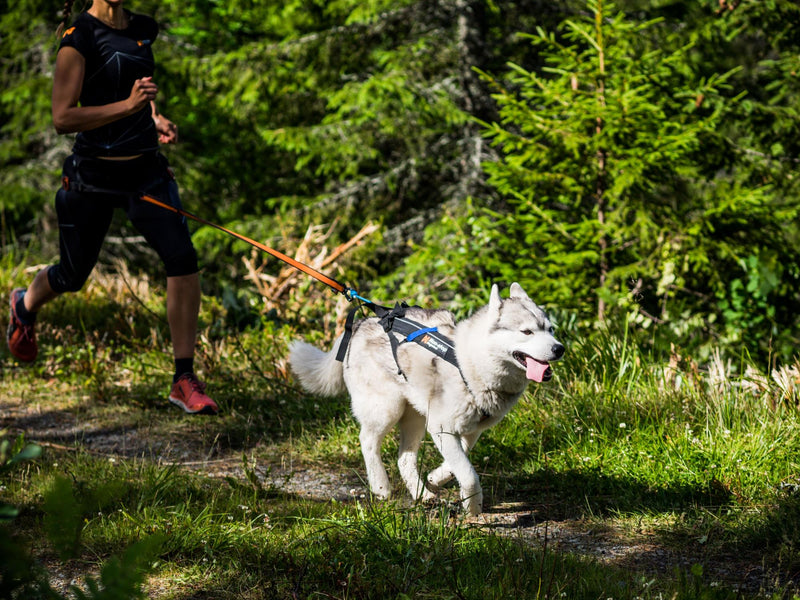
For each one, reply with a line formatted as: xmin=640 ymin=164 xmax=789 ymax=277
xmin=471 ymin=0 xmax=800 ymax=357
xmin=2 ymin=0 xmax=800 ymax=358
xmin=479 ymin=0 xmax=736 ymax=319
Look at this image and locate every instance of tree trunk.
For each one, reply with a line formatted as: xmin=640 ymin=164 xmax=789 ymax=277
xmin=595 ymin=0 xmax=608 ymax=322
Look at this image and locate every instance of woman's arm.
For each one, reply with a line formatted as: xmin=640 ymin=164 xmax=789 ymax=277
xmin=51 ymin=46 xmax=159 ymax=134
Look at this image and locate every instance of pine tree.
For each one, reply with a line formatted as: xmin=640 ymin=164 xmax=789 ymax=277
xmin=474 ymin=0 xmax=761 ymax=341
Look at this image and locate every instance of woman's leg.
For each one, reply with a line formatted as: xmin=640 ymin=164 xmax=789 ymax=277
xmin=166 ymin=272 xmax=200 ymax=360
xmin=165 ymin=271 xmax=218 ymax=415
xmin=23 ymin=267 xmax=60 ymax=312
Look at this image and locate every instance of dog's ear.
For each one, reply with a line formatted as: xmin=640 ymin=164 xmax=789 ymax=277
xmin=488 ymin=283 xmax=502 ymax=320
xmin=509 ymin=282 xmax=530 ymax=301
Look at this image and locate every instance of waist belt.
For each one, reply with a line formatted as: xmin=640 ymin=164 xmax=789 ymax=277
xmin=61 ymin=153 xmax=172 ymax=198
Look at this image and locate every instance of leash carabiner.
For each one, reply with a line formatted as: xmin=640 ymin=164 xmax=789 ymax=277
xmin=343 ymin=287 xmax=372 ymax=304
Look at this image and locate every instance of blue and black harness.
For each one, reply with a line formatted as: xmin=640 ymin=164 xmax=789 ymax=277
xmin=335 ymin=301 xmax=459 ymax=377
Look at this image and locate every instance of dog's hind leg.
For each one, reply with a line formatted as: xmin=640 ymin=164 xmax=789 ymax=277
xmin=426 ymin=464 xmax=454 ymax=492
xmin=359 ymin=425 xmax=394 ymax=499
xmin=397 ymin=408 xmax=427 ymax=501
xmin=359 ymin=426 xmax=393 ymax=499
xmin=353 ymin=393 xmax=405 ymax=500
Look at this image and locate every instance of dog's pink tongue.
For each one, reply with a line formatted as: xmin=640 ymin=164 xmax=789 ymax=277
xmin=525 ymin=357 xmax=550 ymax=382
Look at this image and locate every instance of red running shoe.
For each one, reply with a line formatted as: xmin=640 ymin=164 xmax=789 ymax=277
xmin=169 ymin=373 xmax=219 ymax=415
xmin=7 ymin=288 xmax=37 ymax=362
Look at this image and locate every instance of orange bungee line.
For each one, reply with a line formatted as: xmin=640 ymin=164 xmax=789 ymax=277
xmin=139 ymin=193 xmax=368 ymax=302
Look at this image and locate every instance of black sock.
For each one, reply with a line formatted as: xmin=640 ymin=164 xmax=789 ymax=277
xmin=15 ymin=294 xmax=36 ymax=325
xmin=174 ymin=358 xmax=194 ymax=383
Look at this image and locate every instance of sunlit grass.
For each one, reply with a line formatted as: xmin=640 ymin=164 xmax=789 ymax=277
xmin=3 ymin=253 xmax=800 ymax=598
xmin=4 ymin=448 xmax=758 ymax=599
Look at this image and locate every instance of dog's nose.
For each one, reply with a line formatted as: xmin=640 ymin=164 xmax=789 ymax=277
xmin=552 ymin=343 xmax=565 ymax=359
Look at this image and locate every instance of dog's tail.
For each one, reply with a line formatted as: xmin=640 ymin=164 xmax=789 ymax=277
xmin=288 ymin=336 xmax=346 ymax=397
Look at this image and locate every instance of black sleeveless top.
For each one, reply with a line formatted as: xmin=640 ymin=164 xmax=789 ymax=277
xmin=59 ymin=10 xmax=160 ymax=157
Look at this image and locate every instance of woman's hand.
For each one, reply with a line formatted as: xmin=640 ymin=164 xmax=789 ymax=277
xmin=128 ymin=77 xmax=159 ymax=111
xmin=151 ymin=102 xmax=178 ymax=144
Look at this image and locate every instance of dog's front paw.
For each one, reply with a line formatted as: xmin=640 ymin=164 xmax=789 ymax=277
xmin=421 ymin=486 xmax=438 ymax=503
xmin=371 ymin=488 xmax=392 ymax=500
xmin=462 ymin=490 xmax=483 ymax=516
xmin=426 ymin=466 xmax=455 ymax=489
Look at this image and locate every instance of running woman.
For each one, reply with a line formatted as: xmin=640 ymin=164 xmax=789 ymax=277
xmin=7 ymin=0 xmax=218 ymax=415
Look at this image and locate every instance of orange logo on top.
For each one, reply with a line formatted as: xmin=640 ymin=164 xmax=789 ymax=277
xmin=62 ymin=26 xmax=75 ymax=37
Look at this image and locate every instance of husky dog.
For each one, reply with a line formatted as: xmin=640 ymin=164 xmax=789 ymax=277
xmin=288 ymin=283 xmax=564 ymax=515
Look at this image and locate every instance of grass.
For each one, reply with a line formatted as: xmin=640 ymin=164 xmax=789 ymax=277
xmin=2 ymin=255 xmax=800 ymax=598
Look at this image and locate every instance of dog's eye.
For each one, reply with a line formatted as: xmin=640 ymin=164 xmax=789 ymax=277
xmin=521 ymin=329 xmax=534 ymax=335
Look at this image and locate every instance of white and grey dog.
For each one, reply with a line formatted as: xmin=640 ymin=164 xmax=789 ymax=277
xmin=288 ymin=282 xmax=564 ymax=515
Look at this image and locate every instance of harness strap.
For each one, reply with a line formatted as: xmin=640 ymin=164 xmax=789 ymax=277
xmin=391 ymin=317 xmax=459 ymax=369
xmin=334 ymin=302 xmax=460 ymax=374
xmin=406 ymin=327 xmax=438 ymax=341
xmin=335 ymin=304 xmax=361 ymax=362
xmin=335 ymin=301 xmax=409 ymax=366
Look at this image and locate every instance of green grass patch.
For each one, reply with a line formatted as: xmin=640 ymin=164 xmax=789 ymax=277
xmin=3 ymin=448 xmax=766 ymax=599
xmin=2 ymin=261 xmax=800 ymax=598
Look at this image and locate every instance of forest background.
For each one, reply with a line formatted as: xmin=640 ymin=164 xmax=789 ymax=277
xmin=4 ymin=0 xmax=800 ymax=596
xmin=2 ymin=0 xmax=800 ymax=364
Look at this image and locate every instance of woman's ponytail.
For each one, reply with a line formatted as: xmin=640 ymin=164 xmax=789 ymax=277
xmin=55 ymin=0 xmax=76 ymax=37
